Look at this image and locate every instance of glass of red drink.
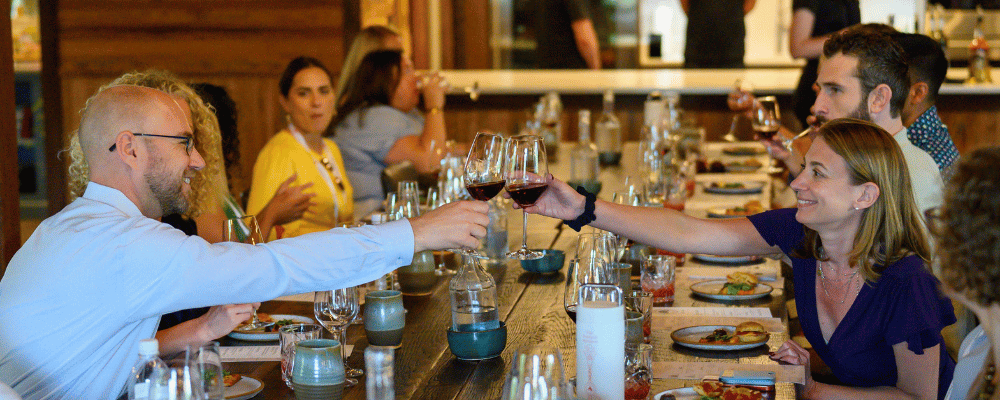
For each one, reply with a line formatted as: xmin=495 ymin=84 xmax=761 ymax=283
xmin=504 ymin=135 xmax=548 ymax=260
xmin=641 ymin=255 xmax=676 ymax=306
xmin=625 ymin=343 xmax=653 ymax=400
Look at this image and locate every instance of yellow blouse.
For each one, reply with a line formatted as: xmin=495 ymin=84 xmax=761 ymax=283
xmin=247 ymin=129 xmax=354 ymax=240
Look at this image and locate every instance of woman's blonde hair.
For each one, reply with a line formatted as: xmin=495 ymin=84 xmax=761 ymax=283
xmin=794 ymin=118 xmax=931 ymax=283
xmin=67 ymin=70 xmax=226 ymax=218
xmin=335 ymin=25 xmax=401 ymax=105
xmin=932 ymin=147 xmax=1000 ymax=306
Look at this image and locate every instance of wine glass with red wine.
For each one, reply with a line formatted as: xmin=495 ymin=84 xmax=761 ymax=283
xmin=460 ymin=131 xmax=508 ymax=258
xmin=504 ymin=135 xmax=548 ymax=260
xmin=751 ymin=96 xmax=781 ymax=140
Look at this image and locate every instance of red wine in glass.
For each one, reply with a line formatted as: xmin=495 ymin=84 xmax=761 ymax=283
xmin=754 ymin=125 xmax=779 ymax=140
xmin=564 ymin=304 xmax=577 ymax=323
xmin=507 ymin=182 xmax=549 ymax=207
xmin=466 ymin=180 xmax=506 ymax=201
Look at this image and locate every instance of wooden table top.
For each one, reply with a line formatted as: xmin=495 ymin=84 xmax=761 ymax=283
xmin=220 ymin=142 xmax=796 ymax=399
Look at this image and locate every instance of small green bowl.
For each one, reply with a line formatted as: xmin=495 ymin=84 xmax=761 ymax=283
xmin=446 ymin=321 xmax=507 ymax=361
xmin=567 ymin=179 xmax=603 ymax=196
xmin=519 ymin=249 xmax=566 ymax=274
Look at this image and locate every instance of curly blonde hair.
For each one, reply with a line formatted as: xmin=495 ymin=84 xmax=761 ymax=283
xmin=932 ymin=147 xmax=1000 ymax=306
xmin=66 ymin=70 xmax=226 ymax=218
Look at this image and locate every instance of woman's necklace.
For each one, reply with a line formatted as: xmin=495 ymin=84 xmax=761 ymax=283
xmin=817 ymin=260 xmax=861 ymax=304
xmin=976 ymin=358 xmax=997 ymax=400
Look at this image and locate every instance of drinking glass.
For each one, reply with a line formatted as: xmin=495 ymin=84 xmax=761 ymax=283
xmin=624 ymin=343 xmax=653 ymax=400
xmin=751 ymin=96 xmax=781 ymax=140
xmin=577 ymin=232 xmax=613 ymax=279
xmin=397 ymin=181 xmax=421 ymax=218
xmin=625 ymin=290 xmax=653 ymax=344
xmin=224 ymin=216 xmax=269 ymax=331
xmin=505 ymin=135 xmax=548 ymax=260
xmin=195 ymin=342 xmax=224 ymax=400
xmin=500 ymin=346 xmax=570 ymax=400
xmin=314 ymin=288 xmax=362 ymax=386
xmin=153 ymin=346 xmax=206 ymax=400
xmin=280 ymin=323 xmax=323 ymax=389
xmin=641 ymin=255 xmax=676 ymax=306
xmin=461 ymin=131 xmax=508 ymax=259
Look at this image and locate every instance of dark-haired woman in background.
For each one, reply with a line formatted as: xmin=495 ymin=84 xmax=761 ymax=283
xmin=248 ymin=57 xmax=354 ymax=239
xmin=333 ymin=50 xmax=448 ymax=217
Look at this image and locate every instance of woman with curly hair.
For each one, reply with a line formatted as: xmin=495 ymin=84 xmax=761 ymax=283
xmin=930 ymin=147 xmax=1000 ymax=400
xmin=524 ymin=118 xmax=955 ymax=399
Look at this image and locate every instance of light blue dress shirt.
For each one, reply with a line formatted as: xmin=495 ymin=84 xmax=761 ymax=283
xmin=0 ymin=182 xmax=414 ymax=400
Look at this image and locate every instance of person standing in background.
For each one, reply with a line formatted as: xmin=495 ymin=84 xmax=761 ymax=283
xmin=681 ymin=0 xmax=757 ymax=68
xmin=789 ymin=0 xmax=860 ymax=127
xmin=534 ymin=0 xmax=601 ymax=69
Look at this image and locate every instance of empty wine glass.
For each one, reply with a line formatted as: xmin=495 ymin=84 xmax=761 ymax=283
xmin=225 ymin=216 xmax=270 ymax=331
xmin=314 ymin=288 xmax=362 ymax=386
xmin=505 ymin=135 xmax=548 ymax=260
xmin=460 ymin=131 xmax=508 ymax=259
xmin=500 ymin=346 xmax=570 ymax=400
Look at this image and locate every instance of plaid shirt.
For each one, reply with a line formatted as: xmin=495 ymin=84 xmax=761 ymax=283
xmin=907 ymin=106 xmax=959 ymax=175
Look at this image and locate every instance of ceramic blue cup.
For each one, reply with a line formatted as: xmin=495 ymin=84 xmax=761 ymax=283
xmin=519 ymin=249 xmax=566 ymax=274
xmin=364 ymin=290 xmax=405 ymax=347
xmin=291 ymin=339 xmax=345 ymax=388
xmin=447 ymin=321 xmax=507 ymax=361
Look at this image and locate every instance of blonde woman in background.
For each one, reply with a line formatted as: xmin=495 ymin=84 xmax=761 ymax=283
xmin=335 ymin=25 xmax=403 ymax=106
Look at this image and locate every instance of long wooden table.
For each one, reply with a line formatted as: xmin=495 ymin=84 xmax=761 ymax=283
xmin=221 ymin=142 xmax=796 ymax=399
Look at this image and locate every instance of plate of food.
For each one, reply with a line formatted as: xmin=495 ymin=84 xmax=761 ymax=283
xmin=690 ymin=253 xmax=762 ymax=265
xmin=670 ymin=321 xmax=770 ymax=351
xmin=655 ymin=382 xmax=766 ymax=400
xmin=722 ymin=146 xmax=766 ymax=156
xmin=227 ymin=313 xmax=313 ymax=342
xmin=703 ymin=182 xmax=765 ymax=195
xmin=724 ymin=159 xmax=763 ymax=173
xmin=224 ymin=373 xmax=264 ymax=400
xmin=706 ymin=201 xmax=766 ymax=218
xmin=690 ymin=272 xmax=773 ymax=301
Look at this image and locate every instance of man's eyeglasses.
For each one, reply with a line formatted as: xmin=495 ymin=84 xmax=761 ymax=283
xmin=108 ymin=133 xmax=194 ymax=154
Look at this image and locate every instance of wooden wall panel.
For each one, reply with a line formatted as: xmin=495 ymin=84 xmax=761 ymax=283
xmin=57 ymin=0 xmax=347 ymax=199
xmin=1 ymin=1 xmax=18 ymax=270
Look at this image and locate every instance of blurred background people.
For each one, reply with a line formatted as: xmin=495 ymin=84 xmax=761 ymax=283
xmin=681 ymin=0 xmax=756 ymax=68
xmin=248 ymin=57 xmax=354 ymax=240
xmin=533 ymin=0 xmax=601 ymax=69
xmin=333 ymin=50 xmax=448 ymax=216
xmin=335 ymin=25 xmax=404 ymax=107
xmin=931 ymin=147 xmax=1000 ymax=400
xmin=789 ymin=0 xmax=860 ymax=128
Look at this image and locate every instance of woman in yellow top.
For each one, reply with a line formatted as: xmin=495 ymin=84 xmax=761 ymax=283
xmin=248 ymin=57 xmax=354 ymax=240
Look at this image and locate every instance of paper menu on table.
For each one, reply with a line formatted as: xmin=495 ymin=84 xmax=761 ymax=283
xmin=220 ymin=345 xmax=354 ymax=362
xmin=654 ymin=307 xmax=772 ymax=318
xmin=653 ymin=361 xmax=806 ymax=384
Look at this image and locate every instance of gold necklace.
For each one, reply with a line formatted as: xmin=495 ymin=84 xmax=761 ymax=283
xmin=817 ymin=261 xmax=860 ymax=304
xmin=978 ymin=362 xmax=997 ymax=400
xmin=318 ymin=156 xmax=345 ymax=192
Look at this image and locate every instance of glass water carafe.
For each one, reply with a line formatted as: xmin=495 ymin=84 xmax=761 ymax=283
xmin=595 ymin=90 xmax=622 ymax=166
xmin=449 ymin=257 xmax=500 ymax=332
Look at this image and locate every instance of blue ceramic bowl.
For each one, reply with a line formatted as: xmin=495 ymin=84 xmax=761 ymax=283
xmin=446 ymin=321 xmax=507 ymax=361
xmin=519 ymin=249 xmax=566 ymax=274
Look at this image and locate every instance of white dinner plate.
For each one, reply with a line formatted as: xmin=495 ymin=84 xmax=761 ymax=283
xmin=690 ymin=280 xmax=773 ymax=301
xmin=724 ymin=162 xmax=762 ymax=173
xmin=653 ymin=387 xmax=700 ymax=400
xmin=670 ymin=325 xmax=769 ymax=351
xmin=225 ymin=376 xmax=264 ymax=400
xmin=226 ymin=314 xmax=314 ymax=342
xmin=691 ymin=253 xmax=762 ymax=265
xmin=721 ymin=146 xmax=766 ymax=156
xmin=703 ymin=182 xmax=765 ymax=195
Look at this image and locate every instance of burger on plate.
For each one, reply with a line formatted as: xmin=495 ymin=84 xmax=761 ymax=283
xmin=735 ymin=321 xmax=767 ymax=343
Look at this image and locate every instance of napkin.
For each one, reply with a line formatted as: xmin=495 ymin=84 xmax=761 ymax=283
xmin=221 ymin=344 xmax=354 ymax=362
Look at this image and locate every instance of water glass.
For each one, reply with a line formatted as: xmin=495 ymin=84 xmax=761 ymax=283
xmin=641 ymin=255 xmax=676 ymax=306
xmin=292 ymin=339 xmax=346 ymax=400
xmin=195 ymin=342 xmax=224 ymax=400
xmin=280 ymin=323 xmax=323 ymax=389
xmin=500 ymin=346 xmax=570 ymax=400
xmin=364 ymin=290 xmax=405 ymax=348
xmin=397 ymin=181 xmax=421 ymax=218
xmin=625 ymin=310 xmax=644 ymax=348
xmin=625 ymin=343 xmax=653 ymax=400
xmin=152 ymin=346 xmax=205 ymax=400
xmin=610 ymin=262 xmax=633 ymax=294
xmin=576 ymin=232 xmax=613 ymax=280
xmin=626 ymin=290 xmax=653 ymax=344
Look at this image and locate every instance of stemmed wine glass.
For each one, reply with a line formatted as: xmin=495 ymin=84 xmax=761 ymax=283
xmin=500 ymin=346 xmax=571 ymax=400
xmin=752 ymin=97 xmax=784 ymax=173
xmin=461 ymin=131 xmax=508 ymax=258
xmin=225 ymin=216 xmax=271 ymax=331
xmin=504 ymin=135 xmax=548 ymax=260
xmin=314 ymin=288 xmax=362 ymax=386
